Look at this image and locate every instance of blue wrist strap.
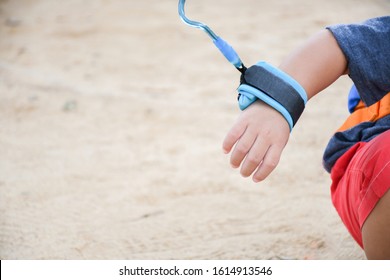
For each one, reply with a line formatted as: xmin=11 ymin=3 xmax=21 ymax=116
xmin=238 ymin=61 xmax=307 ymax=131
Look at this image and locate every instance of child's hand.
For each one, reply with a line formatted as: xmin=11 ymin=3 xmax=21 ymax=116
xmin=222 ymin=100 xmax=290 ymax=182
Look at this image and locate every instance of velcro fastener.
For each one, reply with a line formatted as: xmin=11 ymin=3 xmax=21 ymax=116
xmin=238 ymin=61 xmax=307 ymax=131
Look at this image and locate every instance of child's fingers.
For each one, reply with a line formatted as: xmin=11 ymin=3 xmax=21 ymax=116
xmin=240 ymin=136 xmax=269 ymax=177
xmin=222 ymin=122 xmax=247 ymax=154
xmin=229 ymin=127 xmax=257 ymax=168
xmin=252 ymin=144 xmax=283 ymax=182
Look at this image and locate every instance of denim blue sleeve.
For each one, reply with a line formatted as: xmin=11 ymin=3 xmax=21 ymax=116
xmin=326 ymin=16 xmax=390 ymax=106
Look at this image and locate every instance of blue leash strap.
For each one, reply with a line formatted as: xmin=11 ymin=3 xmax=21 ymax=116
xmin=178 ymin=0 xmax=246 ymax=73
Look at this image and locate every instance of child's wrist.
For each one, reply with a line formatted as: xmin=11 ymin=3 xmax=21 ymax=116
xmin=238 ymin=61 xmax=307 ymax=131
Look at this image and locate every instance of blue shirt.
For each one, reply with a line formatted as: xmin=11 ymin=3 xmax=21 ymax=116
xmin=327 ymin=16 xmax=390 ymax=106
xmin=322 ymin=16 xmax=390 ymax=173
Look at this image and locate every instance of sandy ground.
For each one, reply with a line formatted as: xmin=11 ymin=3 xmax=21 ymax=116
xmin=0 ymin=0 xmax=389 ymax=260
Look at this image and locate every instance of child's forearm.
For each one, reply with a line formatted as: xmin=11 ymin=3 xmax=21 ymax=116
xmin=279 ymin=30 xmax=348 ymax=100
xmin=223 ymin=29 xmax=349 ymax=183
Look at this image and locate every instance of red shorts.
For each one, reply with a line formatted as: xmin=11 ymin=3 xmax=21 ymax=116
xmin=330 ymin=129 xmax=390 ymax=248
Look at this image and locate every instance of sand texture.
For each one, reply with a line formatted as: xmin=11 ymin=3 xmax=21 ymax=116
xmin=1 ymin=0 xmax=389 ymax=259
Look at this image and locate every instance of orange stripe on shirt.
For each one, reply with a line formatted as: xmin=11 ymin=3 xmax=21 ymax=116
xmin=337 ymin=91 xmax=390 ymax=132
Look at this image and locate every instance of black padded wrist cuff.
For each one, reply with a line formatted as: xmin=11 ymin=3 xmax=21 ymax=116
xmin=238 ymin=61 xmax=307 ymax=130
